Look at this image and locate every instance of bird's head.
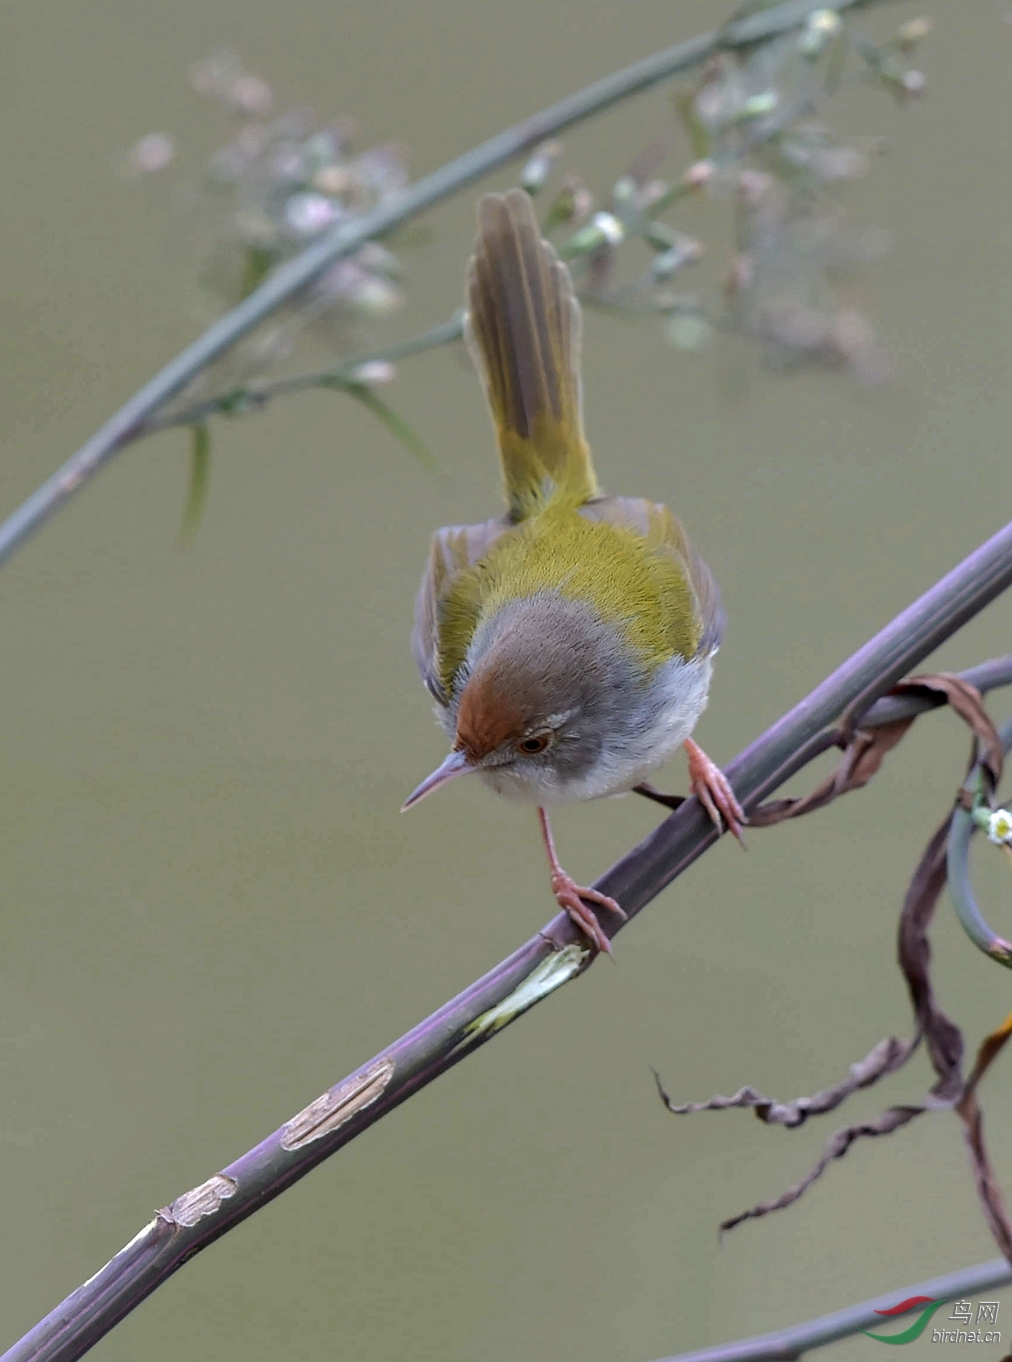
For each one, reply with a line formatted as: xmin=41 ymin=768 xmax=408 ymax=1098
xmin=402 ymin=593 xmax=642 ymax=808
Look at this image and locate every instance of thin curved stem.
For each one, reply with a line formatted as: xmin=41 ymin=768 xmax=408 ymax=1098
xmin=146 ymin=87 xmax=844 ymax=442
xmin=143 ymin=312 xmax=467 ymax=433
xmin=140 ymin=43 xmax=862 ymax=447
xmin=649 ymin=1257 xmax=1012 ymax=1362
xmin=947 ymin=714 xmax=1012 ymax=967
xmin=0 ymin=0 xmax=895 ymax=570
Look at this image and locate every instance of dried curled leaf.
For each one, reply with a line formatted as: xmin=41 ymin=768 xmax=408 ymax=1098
xmin=715 ymin=811 xmax=967 ymax=1235
xmin=956 ymin=1013 xmax=1012 ymax=1264
xmin=749 ymin=718 xmax=913 ymax=825
xmin=965 ymin=1011 xmax=1012 ymax=1097
xmin=655 ymin=1036 xmax=924 ymax=1233
xmin=654 ymin=1035 xmax=915 ymax=1129
xmin=897 ymin=673 xmax=1004 ymax=787
xmin=657 ymin=694 xmax=1006 ymax=1240
xmin=898 ymin=816 xmax=964 ymax=1099
xmin=720 ymin=1105 xmax=926 ymax=1235
xmin=749 ymin=672 xmax=1002 ymax=827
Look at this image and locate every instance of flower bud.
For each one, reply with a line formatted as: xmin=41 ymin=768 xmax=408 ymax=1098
xmin=798 ymin=9 xmax=842 ymax=59
xmin=521 ymin=140 xmax=562 ymax=194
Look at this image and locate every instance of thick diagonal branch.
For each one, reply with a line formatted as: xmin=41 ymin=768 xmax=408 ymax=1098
xmin=5 ymin=513 xmax=1010 ymax=1360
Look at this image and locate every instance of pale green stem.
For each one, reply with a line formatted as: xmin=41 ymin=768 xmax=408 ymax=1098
xmin=946 ymin=715 xmax=1012 ymax=967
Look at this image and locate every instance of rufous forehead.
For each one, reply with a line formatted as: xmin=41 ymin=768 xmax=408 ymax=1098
xmin=455 ymin=672 xmax=530 ymax=760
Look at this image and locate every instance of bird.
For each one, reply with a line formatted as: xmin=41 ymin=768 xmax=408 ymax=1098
xmin=402 ymin=188 xmax=744 ymax=955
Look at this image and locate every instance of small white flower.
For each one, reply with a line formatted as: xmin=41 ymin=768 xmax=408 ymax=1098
xmin=898 ymin=17 xmax=933 ymax=44
xmin=986 ymin=808 xmax=1012 ymax=845
xmin=799 ymin=10 xmax=842 ymax=58
xmin=739 ymin=91 xmax=779 ymax=121
xmin=809 ymin=9 xmax=843 ymax=35
xmin=684 ymin=160 xmax=713 ymax=190
xmin=284 ymin=192 xmax=342 ymax=237
xmin=128 ymin=132 xmax=176 ymax=174
xmin=521 ymin=140 xmax=561 ymax=193
xmin=349 ymin=360 xmax=396 ymax=385
xmin=592 ymin=211 xmax=625 ymax=247
xmin=348 ymin=275 xmax=403 ymax=317
xmin=313 ymin=165 xmax=352 ymax=195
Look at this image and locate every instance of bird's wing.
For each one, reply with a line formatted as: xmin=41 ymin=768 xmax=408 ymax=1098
xmin=411 ymin=516 xmax=512 ymax=704
xmin=579 ymin=495 xmax=725 ymax=658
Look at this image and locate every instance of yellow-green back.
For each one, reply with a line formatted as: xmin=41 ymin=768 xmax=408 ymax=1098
xmin=436 ymin=495 xmax=701 ymax=695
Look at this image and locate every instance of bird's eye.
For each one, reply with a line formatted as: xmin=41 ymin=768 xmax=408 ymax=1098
xmin=517 ymin=733 xmax=552 ymax=756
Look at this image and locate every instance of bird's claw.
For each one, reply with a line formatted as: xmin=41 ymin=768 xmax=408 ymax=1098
xmin=550 ymin=871 xmax=626 ymax=956
xmin=684 ymin=738 xmax=747 ymax=846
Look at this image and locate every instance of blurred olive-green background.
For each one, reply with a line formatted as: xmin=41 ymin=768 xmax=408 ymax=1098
xmin=1 ymin=2 xmax=1010 ymax=1358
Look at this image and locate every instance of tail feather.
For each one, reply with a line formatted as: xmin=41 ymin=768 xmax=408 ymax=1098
xmin=466 ymin=190 xmax=599 ymax=521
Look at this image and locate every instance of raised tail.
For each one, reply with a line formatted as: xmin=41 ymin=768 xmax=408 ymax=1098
xmin=466 ymin=189 xmax=599 ymax=521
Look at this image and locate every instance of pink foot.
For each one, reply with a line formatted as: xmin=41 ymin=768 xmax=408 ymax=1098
xmin=684 ymin=738 xmax=747 ymax=845
xmin=537 ymin=806 xmax=627 ymax=956
xmin=550 ymin=868 xmax=627 ymax=956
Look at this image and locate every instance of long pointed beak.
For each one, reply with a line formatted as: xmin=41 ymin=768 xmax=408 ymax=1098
xmin=401 ymin=749 xmax=474 ymax=811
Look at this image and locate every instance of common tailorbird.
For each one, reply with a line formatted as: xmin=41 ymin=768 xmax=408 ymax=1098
xmin=403 ymin=189 xmax=744 ymax=954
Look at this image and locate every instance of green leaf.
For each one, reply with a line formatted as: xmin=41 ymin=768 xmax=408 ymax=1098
xmin=332 ymin=379 xmax=439 ymax=472
xmin=672 ymin=87 xmax=711 ymax=162
xmin=179 ymin=423 xmax=212 ymax=545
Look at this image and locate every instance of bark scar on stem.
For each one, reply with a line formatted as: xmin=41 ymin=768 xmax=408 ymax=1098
xmin=164 ymin=1173 xmax=238 ymax=1228
xmin=281 ymin=1056 xmax=395 ymax=1151
xmin=455 ymin=943 xmax=589 ymax=1051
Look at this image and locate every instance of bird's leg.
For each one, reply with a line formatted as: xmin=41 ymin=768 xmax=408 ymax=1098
xmin=632 ymin=782 xmax=686 ymax=812
xmin=683 ymin=737 xmax=747 ymax=844
xmin=537 ymin=806 xmax=626 ymax=956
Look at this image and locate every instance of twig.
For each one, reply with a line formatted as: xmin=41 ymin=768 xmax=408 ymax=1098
xmin=143 ymin=313 xmax=466 ymax=434
xmin=135 ymin=22 xmax=872 ymax=448
xmin=647 ymin=1257 xmax=1012 ymax=1362
xmin=0 ymin=0 xmax=897 ymax=571
xmin=141 ymin=35 xmax=878 ymax=444
xmin=5 ymin=520 xmax=1011 ymax=1362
